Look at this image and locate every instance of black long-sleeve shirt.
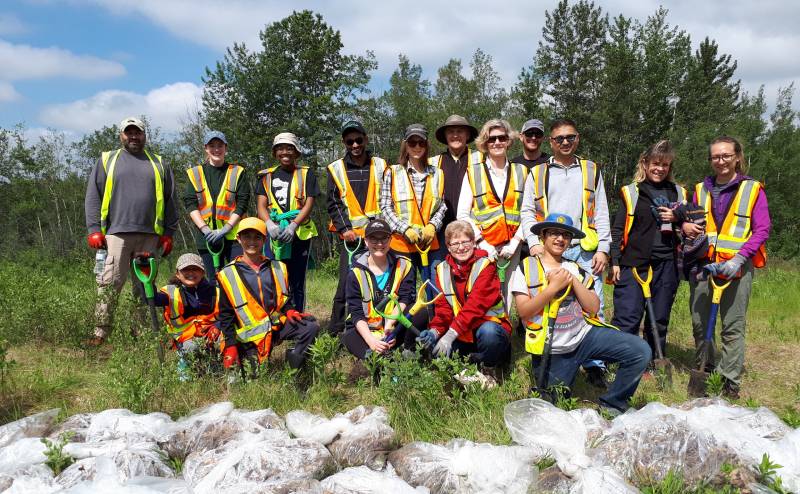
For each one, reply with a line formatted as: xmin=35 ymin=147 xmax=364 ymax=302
xmin=326 ymin=151 xmax=376 ymax=233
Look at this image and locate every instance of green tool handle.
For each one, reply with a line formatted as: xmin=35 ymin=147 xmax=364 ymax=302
xmin=344 ymin=237 xmax=362 ymax=265
xmin=132 ymin=257 xmax=158 ymax=299
xmin=496 ymin=258 xmax=512 ymax=283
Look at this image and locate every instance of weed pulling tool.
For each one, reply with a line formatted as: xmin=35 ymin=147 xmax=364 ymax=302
xmin=632 ymin=265 xmax=673 ymax=386
xmin=534 ymin=285 xmax=572 ymax=396
xmin=496 ymin=258 xmax=512 ymax=283
xmin=415 ymin=243 xmax=434 ymax=299
xmin=344 ymin=236 xmax=362 ymax=266
xmin=372 ymin=281 xmax=442 ymax=343
xmin=132 ymin=251 xmax=165 ymax=363
xmin=688 ymin=274 xmax=731 ymax=397
xmin=205 ymin=239 xmax=224 ymax=273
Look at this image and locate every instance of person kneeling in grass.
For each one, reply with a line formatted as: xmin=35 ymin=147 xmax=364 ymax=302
xmin=216 ymin=217 xmax=319 ymax=378
xmin=342 ymin=218 xmax=425 ymax=359
xmin=418 ymin=220 xmax=512 ymax=375
xmin=511 ymin=213 xmax=651 ymax=415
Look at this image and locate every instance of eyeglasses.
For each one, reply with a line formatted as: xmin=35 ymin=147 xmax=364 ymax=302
xmin=523 ymin=130 xmax=544 ymax=139
xmin=550 ymin=134 xmax=578 ymax=144
xmin=710 ymin=154 xmax=736 ymax=163
xmin=487 ymin=135 xmax=509 ymax=144
xmin=447 ymin=240 xmax=474 ymax=250
xmin=544 ymin=230 xmax=574 ymax=240
xmin=647 ymin=162 xmax=671 ymax=169
xmin=367 ymin=236 xmax=390 ymax=244
xmin=344 ymin=137 xmax=364 ymax=146
xmin=407 ymin=139 xmax=427 ymax=148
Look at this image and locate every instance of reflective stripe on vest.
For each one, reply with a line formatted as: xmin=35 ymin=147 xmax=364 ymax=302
xmin=531 ymin=159 xmax=598 ymax=228
xmin=353 ymin=256 xmax=413 ymax=333
xmin=435 ymin=257 xmax=506 ymax=325
xmin=161 ymin=284 xmax=220 ymax=342
xmin=100 ymin=149 xmax=165 ymax=235
xmin=620 ymin=182 xmax=687 ymax=251
xmin=696 ymin=180 xmax=767 ymax=267
xmin=387 ymin=164 xmax=444 ymax=253
xmin=466 ymin=161 xmax=527 ymax=245
xmin=187 ymin=163 xmax=244 ymax=239
xmin=259 ymin=165 xmax=319 ymax=240
xmin=326 ymin=157 xmax=386 ymax=236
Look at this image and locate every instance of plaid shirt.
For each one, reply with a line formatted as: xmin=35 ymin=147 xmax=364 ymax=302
xmin=380 ymin=163 xmax=447 ymax=234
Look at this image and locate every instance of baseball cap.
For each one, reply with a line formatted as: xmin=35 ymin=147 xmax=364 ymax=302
xmin=237 ymin=217 xmax=267 ymax=236
xmin=404 ymin=124 xmax=428 ymax=141
xmin=119 ymin=117 xmax=145 ymax=132
xmin=203 ymin=130 xmax=228 ymax=145
xmin=364 ymin=218 xmax=391 ymax=237
xmin=272 ymin=132 xmax=300 ymax=152
xmin=531 ymin=212 xmax=585 ymax=239
xmin=176 ymin=253 xmax=205 ymax=272
xmin=521 ymin=119 xmax=545 ymax=134
xmin=341 ymin=120 xmax=367 ymax=137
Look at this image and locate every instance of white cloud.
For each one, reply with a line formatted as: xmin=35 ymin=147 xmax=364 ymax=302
xmin=38 ymin=82 xmax=203 ymax=133
xmin=0 ymin=81 xmax=21 ymax=102
xmin=0 ymin=39 xmax=126 ymax=80
xmin=0 ymin=13 xmax=28 ymax=36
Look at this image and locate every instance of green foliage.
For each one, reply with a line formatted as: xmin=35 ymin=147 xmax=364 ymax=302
xmin=535 ymin=454 xmax=557 ymax=471
xmin=705 ymin=372 xmax=725 ymax=397
xmin=0 ymin=339 xmax=15 ymax=394
xmin=41 ymin=431 xmax=75 ymax=476
xmin=756 ymin=453 xmax=788 ymax=493
xmin=308 ymin=333 xmax=344 ymax=387
xmin=780 ymin=408 xmax=800 ymax=428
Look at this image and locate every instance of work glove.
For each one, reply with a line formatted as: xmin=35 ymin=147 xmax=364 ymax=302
xmin=158 ymin=235 xmax=173 ymax=256
xmin=416 ymin=329 xmax=438 ymax=350
xmin=278 ymin=222 xmax=298 ymax=243
xmin=499 ymin=238 xmax=520 ymax=259
xmin=222 ymin=345 xmax=239 ymax=369
xmin=420 ymin=224 xmax=436 ymax=246
xmin=200 ymin=225 xmax=214 ymax=243
xmin=207 ymin=224 xmax=232 ymax=245
xmin=707 ymin=254 xmax=746 ymax=279
xmin=285 ymin=309 xmax=313 ymax=324
xmin=87 ymin=232 xmax=106 ymax=249
xmin=433 ymin=328 xmax=459 ymax=357
xmin=265 ymin=220 xmax=281 ymax=240
xmin=478 ymin=240 xmax=498 ymax=262
xmin=404 ymin=227 xmax=421 ymax=244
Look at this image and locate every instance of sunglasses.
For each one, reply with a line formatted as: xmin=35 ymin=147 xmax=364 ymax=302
xmin=407 ymin=139 xmax=427 ymax=148
xmin=551 ymin=134 xmax=578 ymax=144
xmin=523 ymin=130 xmax=544 ymax=139
xmin=344 ymin=137 xmax=365 ymax=146
xmin=487 ymin=135 xmax=509 ymax=144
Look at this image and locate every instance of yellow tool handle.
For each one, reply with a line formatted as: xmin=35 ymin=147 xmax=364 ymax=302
xmin=632 ymin=265 xmax=653 ymax=299
xmin=547 ymin=285 xmax=572 ymax=320
xmin=710 ymin=276 xmax=732 ymax=304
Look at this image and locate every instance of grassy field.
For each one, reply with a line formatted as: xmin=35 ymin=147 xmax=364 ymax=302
xmin=1 ymin=249 xmax=798 ymax=450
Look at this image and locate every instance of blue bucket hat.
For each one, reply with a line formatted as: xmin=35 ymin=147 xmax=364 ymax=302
xmin=203 ymin=130 xmax=228 ymax=145
xmin=531 ymin=213 xmax=585 ymax=239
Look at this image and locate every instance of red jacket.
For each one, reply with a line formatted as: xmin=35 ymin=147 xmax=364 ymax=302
xmin=430 ymin=249 xmax=511 ymax=343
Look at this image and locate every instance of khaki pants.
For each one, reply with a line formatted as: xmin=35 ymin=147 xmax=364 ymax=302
xmin=93 ymin=232 xmax=159 ymax=338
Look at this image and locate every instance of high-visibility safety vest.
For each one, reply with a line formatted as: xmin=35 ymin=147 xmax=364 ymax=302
xmin=428 ymin=148 xmax=484 ymax=168
xmin=352 ymin=256 xmax=413 ymax=336
xmin=326 ymin=157 xmax=387 ymax=237
xmin=619 ymin=182 xmax=687 ymax=252
xmin=435 ymin=257 xmax=506 ymax=342
xmin=217 ymin=260 xmax=290 ymax=361
xmin=258 ymin=165 xmax=318 ymax=240
xmin=531 ymin=159 xmax=601 ymax=251
xmin=160 ymin=284 xmax=220 ymax=344
xmin=187 ymin=163 xmax=245 ymax=240
xmin=386 ymin=164 xmax=444 ymax=253
xmin=100 ymin=149 xmax=165 ymax=235
xmin=520 ymin=256 xmax=611 ymax=355
xmin=695 ymin=180 xmax=767 ymax=267
xmin=465 ymin=161 xmax=528 ymax=245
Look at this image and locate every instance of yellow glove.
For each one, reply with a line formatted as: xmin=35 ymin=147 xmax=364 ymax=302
xmin=420 ymin=224 xmax=436 ymax=246
xmin=404 ymin=228 xmax=421 ymax=244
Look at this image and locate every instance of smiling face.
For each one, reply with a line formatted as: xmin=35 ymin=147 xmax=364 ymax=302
xmin=645 ymin=158 xmax=672 ymax=183
xmin=365 ymin=233 xmax=390 ymax=259
xmin=542 ymin=228 xmax=573 ymax=256
xmin=406 ymin=137 xmax=427 ymax=161
xmin=709 ymin=141 xmax=739 ymax=182
xmin=521 ymin=128 xmax=544 ymax=154
xmin=237 ymin=229 xmax=266 ymax=256
xmin=204 ymin=138 xmax=227 ymax=165
xmin=549 ymin=124 xmax=580 ymax=161
xmin=120 ymin=126 xmax=146 ymax=154
xmin=444 ymin=126 xmax=469 ymax=155
xmin=343 ymin=131 xmax=367 ymax=158
xmin=486 ymin=127 xmax=511 ymax=160
xmin=274 ymin=143 xmax=299 ymax=168
xmin=176 ymin=266 xmax=205 ymax=288
xmin=447 ymin=232 xmax=475 ymax=263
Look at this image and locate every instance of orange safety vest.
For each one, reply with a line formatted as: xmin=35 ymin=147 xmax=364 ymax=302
xmin=386 ymin=164 xmax=444 ymax=253
xmin=695 ymin=180 xmax=767 ymax=267
xmin=216 ymin=259 xmax=290 ymax=362
xmin=435 ymin=257 xmax=506 ymax=343
xmin=351 ymin=255 xmax=413 ymax=336
xmin=619 ymin=182 xmax=687 ymax=252
xmin=187 ymin=163 xmax=245 ymax=240
xmin=160 ymin=284 xmax=220 ymax=345
xmin=465 ymin=161 xmax=528 ymax=245
xmin=326 ymin=157 xmax=386 ymax=237
xmin=258 ymin=165 xmax=318 ymax=240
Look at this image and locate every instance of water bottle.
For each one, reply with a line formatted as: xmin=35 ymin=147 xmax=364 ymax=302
xmin=94 ymin=249 xmax=107 ymax=275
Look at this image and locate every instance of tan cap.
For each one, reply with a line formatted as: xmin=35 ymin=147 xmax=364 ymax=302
xmin=272 ymin=132 xmax=300 ymax=153
xmin=119 ymin=116 xmax=145 ymax=132
xmin=176 ymin=253 xmax=205 ymax=272
xmin=237 ymin=217 xmax=267 ymax=236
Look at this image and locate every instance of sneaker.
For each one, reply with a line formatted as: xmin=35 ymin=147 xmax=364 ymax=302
xmin=584 ymin=366 xmax=609 ymax=390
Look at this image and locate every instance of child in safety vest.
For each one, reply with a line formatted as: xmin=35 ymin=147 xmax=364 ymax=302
xmin=342 ymin=219 xmax=423 ymax=359
xmin=216 ymin=217 xmax=319 ymax=378
xmin=510 ymin=213 xmax=651 ymax=415
xmin=154 ymin=253 xmax=221 ymax=380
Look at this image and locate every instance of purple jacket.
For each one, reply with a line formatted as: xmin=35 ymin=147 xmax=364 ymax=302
xmin=693 ymin=174 xmax=771 ymax=260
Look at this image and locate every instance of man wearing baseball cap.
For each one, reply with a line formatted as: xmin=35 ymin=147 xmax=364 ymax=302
xmin=511 ymin=119 xmax=550 ymax=169
xmin=185 ymin=130 xmax=250 ymax=280
xmin=325 ymin=120 xmax=388 ymax=334
xmin=84 ymin=116 xmax=179 ymax=346
xmin=216 ymin=217 xmax=319 ymax=376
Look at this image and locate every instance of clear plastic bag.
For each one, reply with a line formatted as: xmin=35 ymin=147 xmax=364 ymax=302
xmin=285 ymin=410 xmax=351 ymax=445
xmin=85 ymin=409 xmax=175 ymax=444
xmin=49 ymin=413 xmax=94 ymax=443
xmin=0 ymin=436 xmax=48 ymax=474
xmin=320 ymin=465 xmax=428 ymax=493
xmin=56 ymin=445 xmax=175 ymax=488
xmin=0 ymin=464 xmax=56 ymax=493
xmin=0 ymin=409 xmax=60 ymax=448
xmin=61 ymin=456 xmax=191 ymax=493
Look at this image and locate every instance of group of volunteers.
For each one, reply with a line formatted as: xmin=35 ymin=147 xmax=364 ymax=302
xmin=84 ymin=113 xmax=769 ymax=413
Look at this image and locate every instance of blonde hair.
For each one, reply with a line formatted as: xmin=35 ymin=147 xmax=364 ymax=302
xmin=633 ymin=139 xmax=675 ymax=183
xmin=709 ymin=136 xmax=747 ymax=174
xmin=475 ymin=119 xmax=517 ymax=154
xmin=444 ymin=220 xmax=475 ymax=244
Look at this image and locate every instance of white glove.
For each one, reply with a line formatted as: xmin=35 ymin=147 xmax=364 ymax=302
xmin=478 ymin=240 xmax=498 ymax=261
xmin=499 ymin=238 xmax=520 ymax=259
xmin=433 ymin=328 xmax=459 ymax=357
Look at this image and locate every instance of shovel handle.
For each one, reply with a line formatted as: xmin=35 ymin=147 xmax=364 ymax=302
xmin=415 ymin=243 xmax=430 ymax=266
xmin=345 ymin=237 xmax=362 ymax=265
xmin=206 ymin=240 xmax=224 ymax=271
xmin=632 ymin=265 xmax=653 ymax=299
xmin=710 ymin=276 xmax=731 ymax=304
xmin=496 ymin=258 xmax=512 ymax=283
xmin=132 ymin=255 xmax=158 ymax=299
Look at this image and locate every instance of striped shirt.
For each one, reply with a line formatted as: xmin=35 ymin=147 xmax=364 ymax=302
xmin=379 ymin=163 xmax=447 ymax=234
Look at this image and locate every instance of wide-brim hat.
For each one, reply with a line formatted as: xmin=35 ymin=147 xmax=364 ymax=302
xmin=531 ymin=213 xmax=585 ymax=239
xmin=435 ymin=114 xmax=478 ymax=145
xmin=272 ymin=132 xmax=300 ymax=153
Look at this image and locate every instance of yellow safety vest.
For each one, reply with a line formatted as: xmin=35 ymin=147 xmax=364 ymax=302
xmin=386 ymin=164 xmax=444 ymax=253
xmin=619 ymin=182 xmax=687 ymax=252
xmin=100 ymin=149 xmax=165 ymax=235
xmin=352 ymin=255 xmax=413 ymax=336
xmin=695 ymin=180 xmax=767 ymax=267
xmin=531 ymin=159 xmax=600 ymax=251
xmin=160 ymin=284 xmax=220 ymax=343
xmin=187 ymin=163 xmax=245 ymax=240
xmin=326 ymin=157 xmax=386 ymax=237
xmin=258 ymin=165 xmax=318 ymax=240
xmin=466 ymin=161 xmax=528 ymax=245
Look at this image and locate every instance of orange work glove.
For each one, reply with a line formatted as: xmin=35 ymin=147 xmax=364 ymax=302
xmin=222 ymin=345 xmax=239 ymax=369
xmin=285 ymin=309 xmax=314 ymax=324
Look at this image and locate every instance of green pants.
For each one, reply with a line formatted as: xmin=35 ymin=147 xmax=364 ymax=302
xmin=689 ymin=262 xmax=753 ymax=384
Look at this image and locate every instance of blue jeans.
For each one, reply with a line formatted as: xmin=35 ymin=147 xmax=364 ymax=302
xmin=452 ymin=321 xmax=511 ymax=367
xmin=563 ymin=244 xmax=606 ymax=370
xmin=533 ymin=325 xmax=651 ymax=411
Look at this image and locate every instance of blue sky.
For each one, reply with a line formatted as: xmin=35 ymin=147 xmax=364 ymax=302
xmin=2 ymin=0 xmax=799 ymax=139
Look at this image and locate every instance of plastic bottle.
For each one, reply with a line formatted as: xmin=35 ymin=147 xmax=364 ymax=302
xmin=94 ymin=249 xmax=107 ymax=275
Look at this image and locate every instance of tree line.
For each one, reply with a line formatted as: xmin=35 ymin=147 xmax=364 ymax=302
xmin=1 ymin=1 xmax=798 ymax=261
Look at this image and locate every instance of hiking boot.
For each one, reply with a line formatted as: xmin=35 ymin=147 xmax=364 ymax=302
xmin=722 ymin=379 xmax=741 ymax=400
xmin=285 ymin=349 xmax=305 ymax=370
xmin=85 ymin=336 xmax=106 ymax=347
xmin=585 ymin=366 xmax=609 ymax=390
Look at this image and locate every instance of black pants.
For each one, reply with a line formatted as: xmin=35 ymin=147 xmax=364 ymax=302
xmin=239 ymin=317 xmax=320 ymax=374
xmin=611 ymin=259 xmax=679 ymax=358
xmin=199 ymin=239 xmax=242 ymax=282
xmin=271 ymin=237 xmax=312 ymax=312
xmin=341 ymin=307 xmax=430 ymax=359
xmin=328 ymin=239 xmax=366 ymax=334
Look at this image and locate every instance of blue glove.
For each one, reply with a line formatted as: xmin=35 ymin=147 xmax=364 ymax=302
xmin=207 ymin=224 xmax=232 ymax=245
xmin=433 ymin=328 xmax=459 ymax=357
xmin=416 ymin=330 xmax=438 ymax=350
xmin=277 ymin=222 xmax=298 ymax=243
